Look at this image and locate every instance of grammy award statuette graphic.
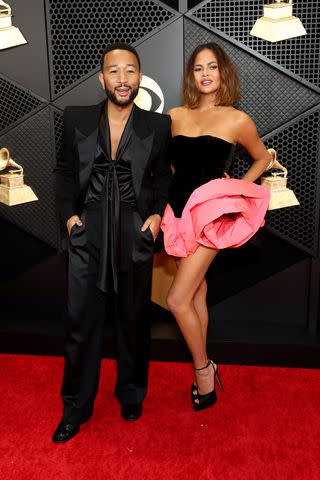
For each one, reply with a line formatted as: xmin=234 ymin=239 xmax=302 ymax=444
xmin=0 ymin=1 xmax=27 ymax=50
xmin=0 ymin=148 xmax=38 ymax=206
xmin=261 ymin=148 xmax=299 ymax=210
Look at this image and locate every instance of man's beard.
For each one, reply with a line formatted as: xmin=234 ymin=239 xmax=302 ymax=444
xmin=104 ymin=84 xmax=139 ymax=107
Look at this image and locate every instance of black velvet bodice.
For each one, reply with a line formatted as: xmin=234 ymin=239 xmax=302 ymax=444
xmin=168 ymin=135 xmax=236 ymax=217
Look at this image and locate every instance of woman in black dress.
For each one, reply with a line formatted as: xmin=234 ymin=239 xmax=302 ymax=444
xmin=162 ymin=43 xmax=272 ymax=411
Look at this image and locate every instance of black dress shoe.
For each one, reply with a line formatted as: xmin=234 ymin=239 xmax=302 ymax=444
xmin=121 ymin=403 xmax=143 ymax=421
xmin=52 ymin=421 xmax=80 ymax=443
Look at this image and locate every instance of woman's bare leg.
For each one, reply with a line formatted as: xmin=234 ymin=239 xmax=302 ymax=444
xmin=174 ymin=262 xmax=209 ymax=357
xmin=167 ymin=246 xmax=218 ymax=394
xmin=193 ymin=279 xmax=209 ymax=350
xmin=192 ymin=279 xmax=208 ymax=389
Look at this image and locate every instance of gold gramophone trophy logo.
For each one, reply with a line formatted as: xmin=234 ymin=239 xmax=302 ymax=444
xmin=0 ymin=0 xmax=27 ymax=50
xmin=261 ymin=148 xmax=299 ymax=210
xmin=0 ymin=148 xmax=38 ymax=206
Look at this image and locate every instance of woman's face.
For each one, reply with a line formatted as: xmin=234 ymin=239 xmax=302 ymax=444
xmin=193 ymin=49 xmax=221 ymax=96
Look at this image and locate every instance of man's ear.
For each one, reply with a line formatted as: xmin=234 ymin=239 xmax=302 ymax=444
xmin=139 ymin=72 xmax=143 ymax=84
xmin=98 ymin=72 xmax=105 ymax=90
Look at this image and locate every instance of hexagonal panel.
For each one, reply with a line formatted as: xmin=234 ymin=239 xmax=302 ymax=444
xmin=0 ymin=75 xmax=47 ymax=135
xmin=189 ymin=0 xmax=320 ymax=89
xmin=184 ymin=19 xmax=320 ymax=136
xmin=231 ymin=108 xmax=320 ymax=255
xmin=0 ymin=107 xmax=59 ymax=248
xmin=46 ymin=0 xmax=177 ymax=97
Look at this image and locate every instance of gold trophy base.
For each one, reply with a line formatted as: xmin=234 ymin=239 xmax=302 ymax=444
xmin=0 ymin=184 xmax=38 ymax=206
xmin=0 ymin=26 xmax=27 ymax=50
xmin=268 ymin=188 xmax=299 ymax=211
xmin=250 ymin=16 xmax=307 ymax=43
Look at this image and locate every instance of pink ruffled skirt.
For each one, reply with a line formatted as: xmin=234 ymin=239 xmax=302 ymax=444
xmin=161 ymin=178 xmax=270 ymax=257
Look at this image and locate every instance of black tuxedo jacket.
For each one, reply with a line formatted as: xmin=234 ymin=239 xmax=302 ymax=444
xmin=55 ymin=101 xmax=172 ymax=232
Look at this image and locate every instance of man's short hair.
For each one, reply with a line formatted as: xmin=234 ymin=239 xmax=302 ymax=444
xmin=100 ymin=42 xmax=141 ymax=71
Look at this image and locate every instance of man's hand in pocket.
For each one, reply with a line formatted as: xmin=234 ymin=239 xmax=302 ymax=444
xmin=66 ymin=215 xmax=82 ymax=237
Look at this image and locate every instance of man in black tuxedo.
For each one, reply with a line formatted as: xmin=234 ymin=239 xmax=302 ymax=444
xmin=52 ymin=43 xmax=171 ymax=443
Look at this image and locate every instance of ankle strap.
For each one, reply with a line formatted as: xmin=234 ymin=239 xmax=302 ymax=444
xmin=194 ymin=360 xmax=211 ymax=371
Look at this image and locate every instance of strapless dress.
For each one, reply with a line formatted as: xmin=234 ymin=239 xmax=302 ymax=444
xmin=161 ymin=135 xmax=270 ymax=257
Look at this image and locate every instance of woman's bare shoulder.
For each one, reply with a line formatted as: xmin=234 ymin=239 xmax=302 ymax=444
xmin=166 ymin=106 xmax=188 ymax=119
xmin=229 ymin=108 xmax=254 ymax=127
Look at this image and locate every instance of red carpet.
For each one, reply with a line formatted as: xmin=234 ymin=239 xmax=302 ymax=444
xmin=0 ymin=354 xmax=320 ymax=480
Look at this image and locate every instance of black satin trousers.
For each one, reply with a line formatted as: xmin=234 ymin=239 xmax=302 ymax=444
xmin=61 ymin=201 xmax=154 ymax=423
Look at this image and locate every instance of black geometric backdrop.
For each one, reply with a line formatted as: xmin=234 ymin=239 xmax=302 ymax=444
xmin=1 ymin=0 xmax=320 ymax=260
xmin=184 ymin=19 xmax=320 ymax=256
xmin=0 ymin=74 xmax=47 ymax=134
xmin=46 ymin=0 xmax=177 ymax=97
xmin=191 ymin=0 xmax=320 ymax=89
xmin=0 ymin=107 xmax=58 ymax=247
xmin=0 ymin=0 xmax=180 ymax=246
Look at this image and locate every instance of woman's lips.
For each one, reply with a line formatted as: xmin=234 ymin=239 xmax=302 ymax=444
xmin=201 ymin=80 xmax=212 ymax=86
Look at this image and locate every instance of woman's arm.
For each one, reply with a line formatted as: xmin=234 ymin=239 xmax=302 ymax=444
xmin=236 ymin=112 xmax=272 ymax=182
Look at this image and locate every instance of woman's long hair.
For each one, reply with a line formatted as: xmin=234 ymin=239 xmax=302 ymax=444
xmin=182 ymin=43 xmax=240 ymax=109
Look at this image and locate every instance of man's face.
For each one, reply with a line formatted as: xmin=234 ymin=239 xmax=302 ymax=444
xmin=99 ymin=49 xmax=142 ymax=107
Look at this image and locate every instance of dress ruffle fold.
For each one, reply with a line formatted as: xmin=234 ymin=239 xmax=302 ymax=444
xmin=161 ymin=178 xmax=270 ymax=257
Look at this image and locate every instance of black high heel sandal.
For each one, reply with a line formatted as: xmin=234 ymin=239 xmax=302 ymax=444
xmin=191 ymin=383 xmax=198 ymax=404
xmin=193 ymin=360 xmax=223 ymax=412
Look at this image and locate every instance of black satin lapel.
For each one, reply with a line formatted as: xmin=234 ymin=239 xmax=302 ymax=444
xmin=77 ymin=127 xmax=99 ymax=192
xmin=99 ymin=113 xmax=110 ymax=158
xmin=124 ymin=130 xmax=154 ymax=199
xmin=123 ymin=106 xmax=154 ymax=199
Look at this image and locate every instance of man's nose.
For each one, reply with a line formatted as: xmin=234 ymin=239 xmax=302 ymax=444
xmin=117 ymin=70 xmax=127 ymax=83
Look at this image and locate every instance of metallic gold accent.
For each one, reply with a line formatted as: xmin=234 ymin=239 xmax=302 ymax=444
xmin=250 ymin=1 xmax=307 ymax=43
xmin=0 ymin=1 xmax=27 ymax=50
xmin=261 ymin=148 xmax=299 ymax=210
xmin=0 ymin=147 xmax=38 ymax=206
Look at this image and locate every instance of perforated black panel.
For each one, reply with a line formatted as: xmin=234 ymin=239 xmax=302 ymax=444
xmin=184 ymin=19 xmax=320 ymax=136
xmin=231 ymin=109 xmax=320 ymax=255
xmin=1 ymin=3 xmax=319 ymax=259
xmin=0 ymin=107 xmax=59 ymax=248
xmin=47 ymin=0 xmax=176 ymax=96
xmin=184 ymin=19 xmax=320 ymax=255
xmin=265 ymin=111 xmax=320 ymax=254
xmin=190 ymin=0 xmax=320 ymax=89
xmin=0 ymin=75 xmax=46 ymax=135
xmin=53 ymin=109 xmax=63 ymax=163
